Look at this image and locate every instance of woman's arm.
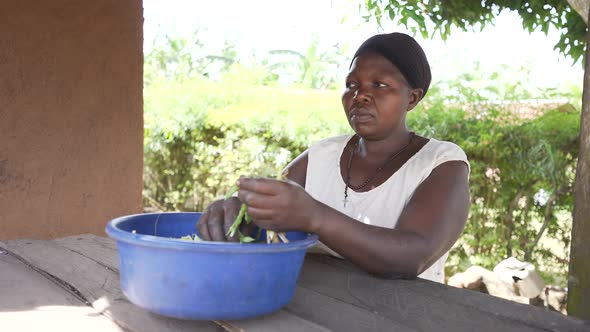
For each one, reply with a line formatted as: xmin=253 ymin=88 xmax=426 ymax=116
xmin=238 ymin=160 xmax=470 ymax=278
xmin=314 ymin=160 xmax=470 ymax=278
xmin=282 ymin=150 xmax=308 ymax=187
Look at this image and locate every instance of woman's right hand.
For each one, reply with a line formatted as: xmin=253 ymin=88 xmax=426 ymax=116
xmin=197 ymin=197 xmax=254 ymax=242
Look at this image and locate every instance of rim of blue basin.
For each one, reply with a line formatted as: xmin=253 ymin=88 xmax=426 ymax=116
xmin=106 ymin=212 xmax=319 ymax=254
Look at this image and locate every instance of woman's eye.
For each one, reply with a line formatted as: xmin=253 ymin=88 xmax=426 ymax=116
xmin=345 ymin=82 xmax=357 ymax=89
xmin=374 ymin=82 xmax=388 ymax=88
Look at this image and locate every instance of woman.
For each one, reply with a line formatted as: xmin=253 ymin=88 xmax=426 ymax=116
xmin=197 ymin=32 xmax=470 ymax=283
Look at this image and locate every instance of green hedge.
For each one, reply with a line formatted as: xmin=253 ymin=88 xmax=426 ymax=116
xmin=144 ymin=77 xmax=350 ymax=211
xmin=408 ymin=101 xmax=579 ymax=284
xmin=144 ymin=76 xmax=580 ymax=285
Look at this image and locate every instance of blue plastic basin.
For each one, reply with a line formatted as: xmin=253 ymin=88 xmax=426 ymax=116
xmin=105 ymin=212 xmax=318 ymax=320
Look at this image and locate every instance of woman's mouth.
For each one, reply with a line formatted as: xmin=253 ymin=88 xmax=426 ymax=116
xmin=350 ymin=111 xmax=373 ymax=123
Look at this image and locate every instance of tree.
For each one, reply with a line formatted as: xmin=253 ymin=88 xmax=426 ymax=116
xmin=568 ymin=2 xmax=590 ymax=320
xmin=569 ymin=0 xmax=589 ymax=24
xmin=144 ymin=30 xmax=239 ymax=85
xmin=361 ymin=0 xmax=589 ymax=319
xmin=363 ymin=0 xmax=586 ymax=62
xmin=267 ymin=36 xmax=346 ymax=89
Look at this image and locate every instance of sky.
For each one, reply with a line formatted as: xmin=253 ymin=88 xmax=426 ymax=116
xmin=142 ymin=0 xmax=583 ymax=92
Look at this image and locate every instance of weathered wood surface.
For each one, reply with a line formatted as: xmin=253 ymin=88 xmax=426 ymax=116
xmin=0 ymin=235 xmax=329 ymax=332
xmin=0 ymin=249 xmax=122 ymax=331
xmin=294 ymin=255 xmax=589 ymax=332
xmin=1 ymin=235 xmax=588 ymax=332
xmin=0 ymin=238 xmax=222 ymax=332
xmin=53 ymin=235 xmax=331 ymax=332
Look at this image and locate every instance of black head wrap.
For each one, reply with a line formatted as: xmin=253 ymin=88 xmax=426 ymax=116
xmin=352 ymin=32 xmax=432 ymax=97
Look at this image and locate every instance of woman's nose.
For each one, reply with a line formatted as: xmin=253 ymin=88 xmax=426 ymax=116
xmin=353 ymin=85 xmax=370 ymax=102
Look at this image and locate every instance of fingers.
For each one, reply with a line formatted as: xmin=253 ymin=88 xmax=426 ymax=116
xmin=200 ymin=204 xmax=225 ymax=241
xmin=244 ymin=206 xmax=276 ymax=222
xmin=197 ymin=209 xmax=212 ymax=241
xmin=245 ymin=206 xmax=291 ymax=233
xmin=199 ymin=178 xmax=301 ymax=242
xmin=197 ymin=198 xmax=239 ymax=242
xmin=237 ymin=178 xmax=284 ymax=210
xmin=207 ymin=212 xmax=226 ymax=241
xmin=237 ymin=177 xmax=284 ymax=195
xmin=237 ymin=190 xmax=275 ymax=211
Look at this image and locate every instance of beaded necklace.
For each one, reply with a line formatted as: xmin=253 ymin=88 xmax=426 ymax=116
xmin=343 ymin=132 xmax=415 ymax=207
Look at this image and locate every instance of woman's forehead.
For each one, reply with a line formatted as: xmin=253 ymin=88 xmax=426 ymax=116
xmin=348 ymin=52 xmax=408 ymax=81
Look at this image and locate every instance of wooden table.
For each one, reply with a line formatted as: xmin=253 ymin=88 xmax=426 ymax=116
xmin=1 ymin=234 xmax=587 ymax=332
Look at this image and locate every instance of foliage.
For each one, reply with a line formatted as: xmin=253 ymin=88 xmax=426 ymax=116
xmin=143 ymin=29 xmax=583 ymax=285
xmin=362 ymin=0 xmax=587 ymax=63
xmin=144 ymin=31 xmax=348 ymax=90
xmin=143 ymin=75 xmax=349 ymax=211
xmin=409 ymin=104 xmax=579 ymax=285
xmin=267 ymin=35 xmax=348 ymax=89
xmin=144 ymin=64 xmax=581 ymax=285
xmin=144 ymin=30 xmax=238 ymax=85
xmin=413 ymin=72 xmax=581 ymax=285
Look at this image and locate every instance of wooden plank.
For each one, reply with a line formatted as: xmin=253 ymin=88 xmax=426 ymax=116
xmin=0 ymin=248 xmax=122 ymax=332
xmin=288 ymin=285 xmax=418 ymax=331
xmin=224 ymin=310 xmax=332 ymax=332
xmin=54 ymin=234 xmax=120 ymax=271
xmin=16 ymin=235 xmax=332 ymax=332
xmin=41 ymin=234 xmax=590 ymax=332
xmin=0 ymin=239 xmax=222 ymax=332
xmin=295 ymin=254 xmax=589 ymax=332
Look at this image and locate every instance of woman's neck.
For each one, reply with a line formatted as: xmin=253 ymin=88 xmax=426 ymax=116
xmin=356 ymin=129 xmax=414 ymax=158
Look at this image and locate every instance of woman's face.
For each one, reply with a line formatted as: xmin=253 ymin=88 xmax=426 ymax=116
xmin=341 ymin=51 xmax=423 ymax=140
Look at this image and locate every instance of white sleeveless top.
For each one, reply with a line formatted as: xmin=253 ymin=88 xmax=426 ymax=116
xmin=305 ymin=134 xmax=470 ymax=283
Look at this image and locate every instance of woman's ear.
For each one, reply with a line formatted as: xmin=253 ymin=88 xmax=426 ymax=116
xmin=407 ymin=88 xmax=424 ymax=112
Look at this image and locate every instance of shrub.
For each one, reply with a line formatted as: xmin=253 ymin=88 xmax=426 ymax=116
xmin=144 ymin=74 xmax=580 ymax=286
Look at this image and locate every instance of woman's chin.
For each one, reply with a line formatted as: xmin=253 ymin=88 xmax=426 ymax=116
xmin=351 ymin=123 xmax=375 ymax=136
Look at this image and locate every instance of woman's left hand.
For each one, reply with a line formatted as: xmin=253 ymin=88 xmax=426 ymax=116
xmin=236 ymin=176 xmax=321 ymax=233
